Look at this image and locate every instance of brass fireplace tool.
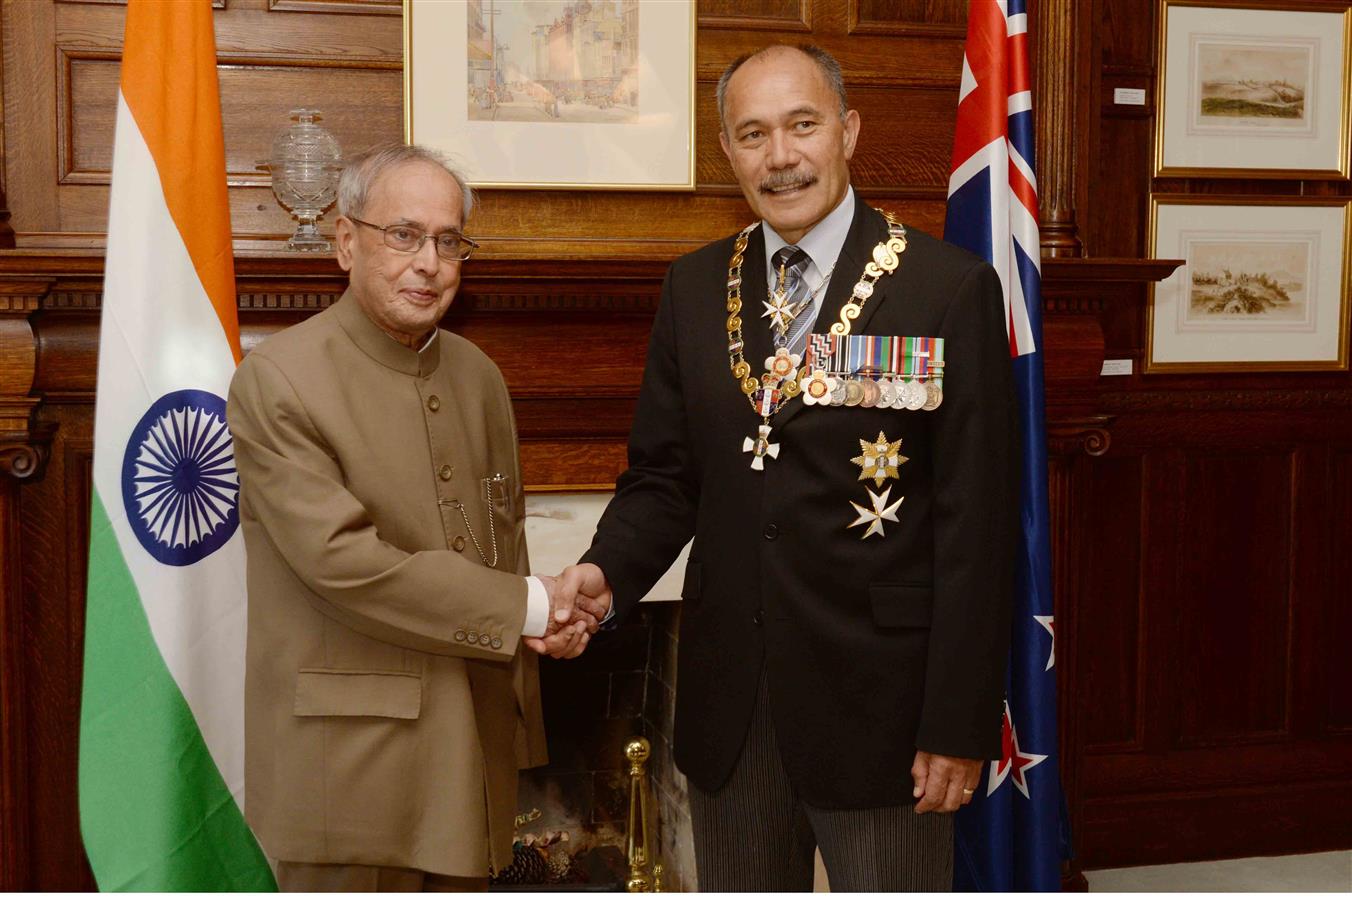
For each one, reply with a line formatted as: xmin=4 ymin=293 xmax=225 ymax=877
xmin=624 ymin=738 xmax=663 ymax=892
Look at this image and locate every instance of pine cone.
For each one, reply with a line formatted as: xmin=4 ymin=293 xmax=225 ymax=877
xmin=545 ymin=847 xmax=572 ymax=882
xmin=490 ymin=843 xmax=548 ymax=885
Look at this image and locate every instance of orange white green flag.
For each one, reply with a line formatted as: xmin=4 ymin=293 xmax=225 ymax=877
xmin=78 ymin=0 xmax=274 ymax=889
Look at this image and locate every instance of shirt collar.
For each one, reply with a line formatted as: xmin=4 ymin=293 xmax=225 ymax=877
xmin=762 ymin=185 xmax=856 ymax=280
xmin=334 ymin=289 xmax=442 ymax=378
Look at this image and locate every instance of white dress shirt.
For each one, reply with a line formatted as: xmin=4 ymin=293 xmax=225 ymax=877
xmin=761 ymin=186 xmax=856 ymax=336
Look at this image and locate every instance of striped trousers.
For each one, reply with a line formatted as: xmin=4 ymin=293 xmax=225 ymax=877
xmin=687 ymin=673 xmax=954 ymax=892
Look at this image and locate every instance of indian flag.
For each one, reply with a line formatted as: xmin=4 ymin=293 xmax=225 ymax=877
xmin=78 ymin=0 xmax=274 ymax=890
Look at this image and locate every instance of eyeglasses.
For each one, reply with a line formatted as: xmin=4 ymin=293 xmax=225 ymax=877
xmin=347 ymin=215 xmax=480 ymax=261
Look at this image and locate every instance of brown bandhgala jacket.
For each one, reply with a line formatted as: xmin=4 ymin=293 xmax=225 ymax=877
xmin=227 ymin=291 xmax=547 ymax=878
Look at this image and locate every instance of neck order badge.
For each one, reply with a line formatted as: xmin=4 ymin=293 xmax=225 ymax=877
xmin=726 ymin=215 xmax=909 ymax=471
xmin=78 ymin=0 xmax=275 ymax=890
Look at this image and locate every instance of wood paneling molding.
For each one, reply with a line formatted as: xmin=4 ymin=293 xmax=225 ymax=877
xmin=697 ymin=0 xmax=809 ymax=32
xmin=55 ymin=0 xmax=225 ymax=7
xmin=847 ymin=0 xmax=966 ymax=37
xmin=59 ymin=47 xmax=400 ymax=188
xmin=268 ymin=0 xmax=401 ymax=15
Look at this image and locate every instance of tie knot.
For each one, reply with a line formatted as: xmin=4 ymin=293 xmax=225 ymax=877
xmin=772 ymin=245 xmax=811 ymax=276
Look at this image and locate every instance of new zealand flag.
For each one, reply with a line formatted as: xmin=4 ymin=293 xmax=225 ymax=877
xmin=943 ymin=0 xmax=1069 ymax=890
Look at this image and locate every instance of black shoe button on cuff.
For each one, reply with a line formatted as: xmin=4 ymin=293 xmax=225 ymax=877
xmin=763 ymin=523 xmax=779 ymax=540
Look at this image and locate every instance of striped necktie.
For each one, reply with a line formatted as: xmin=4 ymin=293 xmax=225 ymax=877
xmin=771 ymin=246 xmax=814 ymax=354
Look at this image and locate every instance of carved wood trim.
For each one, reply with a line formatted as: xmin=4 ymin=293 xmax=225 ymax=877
xmin=0 ymin=282 xmax=53 ymax=481
xmin=1040 ymin=257 xmax=1182 ymax=284
xmin=1033 ymin=0 xmax=1081 ymax=257
xmin=8 ymin=250 xmax=1182 ymax=283
xmin=1048 ymin=416 xmax=1114 ymax=457
xmin=0 ymin=423 xmax=56 ymax=482
xmin=1103 ymin=390 xmax=1352 ymax=412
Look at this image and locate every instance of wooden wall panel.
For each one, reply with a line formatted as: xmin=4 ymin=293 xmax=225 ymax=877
xmin=1070 ymin=405 xmax=1352 ymax=869
xmin=1070 ymin=0 xmax=1352 ymax=866
xmin=1178 ymin=450 xmax=1293 ymax=745
xmin=61 ymin=51 xmax=401 ymax=188
xmin=1079 ymin=454 xmax=1144 ymax=751
xmin=849 ymin=0 xmax=967 ymax=36
xmin=1327 ymin=447 xmax=1352 ymax=734
xmin=18 ymin=412 xmax=94 ymax=891
xmin=698 ymin=0 xmax=810 ymax=30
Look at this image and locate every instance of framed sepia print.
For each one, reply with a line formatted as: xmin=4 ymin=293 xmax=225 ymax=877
xmin=1147 ymin=196 xmax=1351 ymax=372
xmin=404 ymin=0 xmax=695 ymax=190
xmin=1155 ymin=1 xmax=1352 ymax=179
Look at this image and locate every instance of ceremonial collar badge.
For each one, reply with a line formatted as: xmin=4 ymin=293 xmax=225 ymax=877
xmin=724 ymin=214 xmax=908 ymax=471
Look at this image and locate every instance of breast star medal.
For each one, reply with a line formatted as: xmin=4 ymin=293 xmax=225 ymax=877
xmin=848 ymin=486 xmax=904 ymax=539
xmin=850 ymin=431 xmax=908 ymax=487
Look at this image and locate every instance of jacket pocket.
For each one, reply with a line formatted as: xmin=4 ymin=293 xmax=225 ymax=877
xmin=681 ymin=562 xmax=702 ymax=602
xmin=293 ymin=668 xmax=422 ymax=719
xmin=868 ymin=583 xmax=933 ymax=629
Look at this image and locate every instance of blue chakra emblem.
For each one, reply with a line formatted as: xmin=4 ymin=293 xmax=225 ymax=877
xmin=121 ymin=389 xmax=240 ymax=567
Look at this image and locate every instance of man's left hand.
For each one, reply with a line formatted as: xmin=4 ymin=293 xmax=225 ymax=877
xmin=911 ymin=750 xmax=982 ymax=814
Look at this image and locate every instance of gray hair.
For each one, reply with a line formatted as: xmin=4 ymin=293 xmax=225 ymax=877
xmin=716 ymin=44 xmax=848 ymax=133
xmin=337 ymin=142 xmax=475 ymax=223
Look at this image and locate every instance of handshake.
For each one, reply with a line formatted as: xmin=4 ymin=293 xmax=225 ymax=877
xmin=525 ymin=563 xmax=613 ymax=660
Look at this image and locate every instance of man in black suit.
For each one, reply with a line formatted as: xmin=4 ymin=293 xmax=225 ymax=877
xmin=542 ymin=43 xmax=1017 ymax=891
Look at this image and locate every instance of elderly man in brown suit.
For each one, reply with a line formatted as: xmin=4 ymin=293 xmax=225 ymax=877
xmin=227 ymin=143 xmax=606 ymax=891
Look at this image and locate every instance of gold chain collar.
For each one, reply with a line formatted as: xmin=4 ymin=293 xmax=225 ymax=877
xmin=723 ymin=212 xmax=908 ymax=419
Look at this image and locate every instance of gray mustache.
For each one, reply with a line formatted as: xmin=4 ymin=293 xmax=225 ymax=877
xmin=760 ymin=171 xmax=817 ymax=193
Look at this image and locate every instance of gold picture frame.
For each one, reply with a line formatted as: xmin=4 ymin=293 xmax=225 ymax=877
xmin=403 ymin=0 xmax=696 ymax=191
xmin=1154 ymin=0 xmax=1352 ymax=179
xmin=1146 ymin=195 xmax=1351 ymax=372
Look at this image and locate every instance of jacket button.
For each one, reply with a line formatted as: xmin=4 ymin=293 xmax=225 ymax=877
xmin=452 ymin=535 xmax=466 ymax=552
xmin=479 ymin=633 xmax=491 ymax=646
xmin=454 ymin=630 xmax=467 ymax=642
xmin=427 ymin=395 xmax=441 ymax=412
xmin=467 ymin=631 xmax=479 ymax=643
xmin=491 ymin=637 xmax=502 ymax=650
xmin=752 ymin=609 xmax=764 ymax=626
xmin=763 ymin=523 xmax=778 ymax=540
xmin=439 ymin=464 xmax=453 ymax=481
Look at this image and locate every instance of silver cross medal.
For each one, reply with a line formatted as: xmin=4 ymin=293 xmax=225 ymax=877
xmin=743 ymin=423 xmax=779 ymax=471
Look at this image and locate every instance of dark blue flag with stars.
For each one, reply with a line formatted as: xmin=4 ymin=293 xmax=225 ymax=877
xmin=942 ymin=0 xmax=1069 ymax=890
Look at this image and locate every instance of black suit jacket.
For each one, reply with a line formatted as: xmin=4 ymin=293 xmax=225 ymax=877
xmin=584 ymin=200 xmax=1017 ymax=808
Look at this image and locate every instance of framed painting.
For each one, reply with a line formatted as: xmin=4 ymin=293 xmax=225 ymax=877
xmin=1154 ymin=1 xmax=1351 ymax=179
xmin=404 ymin=0 xmax=695 ymax=190
xmin=1146 ymin=195 xmax=1351 ymax=372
